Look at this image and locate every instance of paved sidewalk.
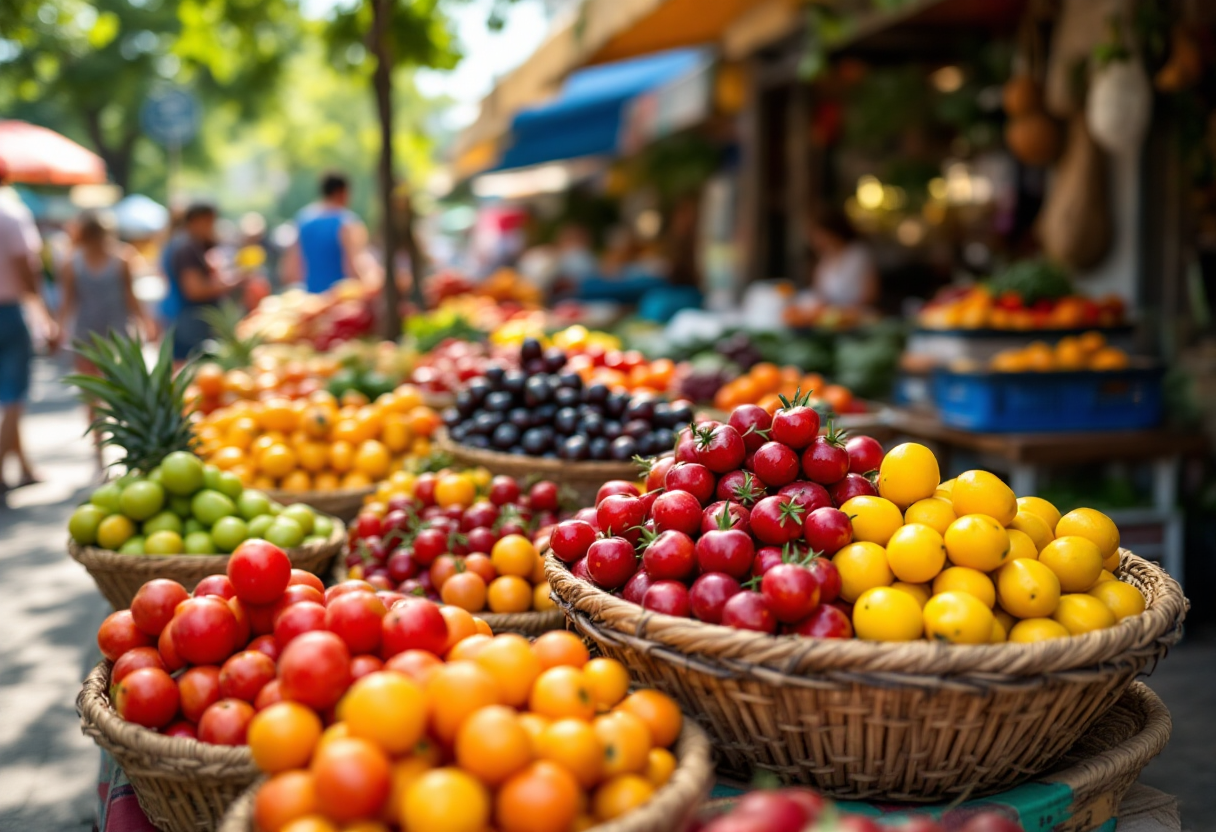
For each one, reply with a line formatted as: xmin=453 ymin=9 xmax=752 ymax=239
xmin=0 ymin=356 xmax=108 ymax=832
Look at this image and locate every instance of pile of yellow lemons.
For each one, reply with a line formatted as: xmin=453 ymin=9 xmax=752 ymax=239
xmin=834 ymin=443 xmax=1144 ymax=644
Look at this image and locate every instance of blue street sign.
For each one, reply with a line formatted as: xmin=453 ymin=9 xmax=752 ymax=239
xmin=140 ymin=88 xmax=201 ymax=146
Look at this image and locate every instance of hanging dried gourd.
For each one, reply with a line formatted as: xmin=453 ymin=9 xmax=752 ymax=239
xmin=1003 ymin=7 xmax=1061 ymax=167
xmin=1087 ymin=16 xmax=1152 ymax=155
xmin=1155 ymin=24 xmax=1203 ymax=92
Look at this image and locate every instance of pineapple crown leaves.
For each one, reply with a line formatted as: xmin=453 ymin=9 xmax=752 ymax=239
xmin=776 ymin=387 xmax=815 ymax=411
xmin=821 ymin=419 xmax=848 ymax=449
xmin=198 ymin=300 xmax=262 ymax=371
xmin=65 ymin=328 xmax=197 ymax=473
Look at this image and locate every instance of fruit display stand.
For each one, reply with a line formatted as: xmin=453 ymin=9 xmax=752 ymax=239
xmin=263 ymin=484 xmax=374 ymax=523
xmin=701 ymin=682 xmax=1171 ymax=832
xmin=68 ymin=521 xmax=346 ymax=610
xmin=545 ymin=552 xmax=1185 ymax=801
xmin=216 ymin=721 xmax=716 ymax=832
xmin=437 ymin=434 xmax=639 ymax=507
xmin=79 ymin=661 xmax=259 ymax=832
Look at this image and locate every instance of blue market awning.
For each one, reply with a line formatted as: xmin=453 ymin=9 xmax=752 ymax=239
xmin=494 ymin=48 xmax=708 ymax=172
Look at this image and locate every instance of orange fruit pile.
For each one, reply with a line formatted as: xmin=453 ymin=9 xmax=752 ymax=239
xmin=713 ymin=362 xmax=855 ymax=415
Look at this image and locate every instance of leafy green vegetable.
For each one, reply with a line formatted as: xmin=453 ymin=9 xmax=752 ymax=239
xmin=404 ymin=309 xmax=484 ymax=353
xmin=988 ymin=259 xmax=1074 ymax=305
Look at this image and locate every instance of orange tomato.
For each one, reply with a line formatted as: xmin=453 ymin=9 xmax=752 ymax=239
xmin=247 ymin=702 xmax=323 ymax=773
xmin=354 ymin=439 xmax=391 ymax=480
xmin=750 ymin=362 xmax=781 ymax=393
xmin=280 ymin=470 xmax=313 ymax=492
xmin=437 ymin=606 xmax=480 ymax=653
xmin=758 ymin=393 xmax=784 ymax=415
xmin=529 ymin=666 xmax=595 ymax=721
xmin=645 ymin=748 xmax=676 ymax=787
xmin=311 ymin=737 xmax=391 ymax=823
xmin=473 ymin=634 xmax=541 ymax=708
xmin=473 ymin=617 xmax=493 ymax=637
xmin=382 ymin=756 xmax=434 ymax=825
xmin=314 ymin=723 xmax=350 ymax=757
xmin=594 ymin=711 xmax=652 ymax=777
xmin=444 ymin=634 xmax=492 ymax=664
xmin=495 ymin=761 xmax=581 ymax=832
xmin=254 ymin=771 xmax=318 ymax=832
xmin=821 ymin=384 xmax=854 ymax=413
xmin=490 ymin=535 xmax=537 ymax=577
xmin=425 ymin=661 xmax=500 ymax=744
xmin=196 ymin=363 xmax=225 ymax=398
xmin=617 ymin=690 xmax=682 ymax=748
xmin=455 ymin=705 xmax=534 ymax=786
xmin=279 ymin=817 xmax=338 ymax=832
xmin=406 ymin=406 xmax=440 ymax=438
xmin=582 ymin=658 xmax=630 ymax=710
xmin=487 ymin=576 xmax=532 ymax=613
xmin=329 ymin=440 xmax=355 ymax=473
xmin=532 ymin=631 xmax=590 ymax=670
xmin=340 ymin=671 xmax=427 ymax=755
xmin=533 ymin=582 xmax=556 ymax=612
xmin=592 ymin=774 xmax=655 ymax=822
xmin=538 ymin=718 xmax=603 ymax=788
xmin=402 ymin=767 xmax=490 ymax=832
xmin=518 ymin=712 xmax=550 ymax=756
xmin=441 ymin=572 xmax=488 ymax=613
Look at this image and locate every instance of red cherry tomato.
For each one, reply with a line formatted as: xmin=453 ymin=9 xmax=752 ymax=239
xmin=277 ymin=631 xmax=352 ymax=710
xmin=172 ymin=597 xmax=240 ymax=665
xmin=114 ymin=667 xmax=179 ymax=729
xmin=218 ymin=650 xmax=277 ymax=703
xmin=130 ymin=580 xmax=190 ymax=637
xmin=227 ymin=540 xmax=291 ymax=605
xmin=198 ymin=698 xmax=256 ymax=745
xmin=98 ymin=610 xmax=155 ymax=663
xmin=111 ymin=646 xmax=167 ymax=685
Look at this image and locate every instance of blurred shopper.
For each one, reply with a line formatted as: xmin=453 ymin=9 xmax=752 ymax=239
xmin=0 ymin=162 xmax=57 ymax=493
xmin=283 ymin=172 xmax=379 ymax=292
xmin=806 ymin=209 xmax=878 ymax=309
xmin=166 ymin=202 xmax=245 ymax=361
xmin=57 ymin=209 xmax=157 ymax=468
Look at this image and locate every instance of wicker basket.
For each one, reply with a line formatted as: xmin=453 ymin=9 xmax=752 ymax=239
xmin=697 ymin=681 xmax=1170 ymax=831
xmin=436 ymin=434 xmax=637 ymax=505
xmin=78 ymin=661 xmax=259 ymax=832
xmin=264 ymin=485 xmax=375 ymax=522
xmin=217 ymin=721 xmax=714 ymax=832
xmin=546 ymin=551 xmax=1185 ymax=802
xmin=69 ymin=521 xmax=346 ymax=610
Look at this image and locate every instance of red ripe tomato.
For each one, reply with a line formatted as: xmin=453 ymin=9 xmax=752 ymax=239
xmin=112 ymin=646 xmax=167 ymax=685
xmin=787 ymin=603 xmax=853 ymax=639
xmin=162 ymin=721 xmax=197 ymax=740
xmin=287 ymin=569 xmax=325 ymax=593
xmin=247 ymin=634 xmax=279 ymax=661
xmin=219 ymin=650 xmax=277 ymax=702
xmin=278 ymin=631 xmax=352 ymax=710
xmin=130 ymin=579 xmax=190 ymax=637
xmin=488 ymin=475 xmax=521 ymax=506
xmin=197 ymin=698 xmax=256 ymax=745
xmin=98 ymin=610 xmax=155 ymax=663
xmin=227 ymin=596 xmax=251 ymax=647
xmin=595 ymin=479 xmax=640 ymax=505
xmin=235 ymin=598 xmax=277 ymax=637
xmin=270 ymin=584 xmax=326 ymax=619
xmin=177 ymin=665 xmax=222 ymax=723
xmin=193 ymin=574 xmax=236 ymax=600
xmin=529 ymin=480 xmax=559 ymax=511
xmin=380 ymin=598 xmax=448 ymax=658
xmin=114 ymin=667 xmax=180 ymax=729
xmin=324 ymin=579 xmax=375 ymax=606
xmin=350 ymin=654 xmax=384 ymax=680
xmin=253 ymin=679 xmax=284 ymax=711
xmin=158 ymin=621 xmax=185 ymax=672
xmin=273 ymin=601 xmax=327 ymax=651
xmin=325 ymin=591 xmax=387 ymax=654
xmin=173 ymin=597 xmax=240 ymax=665
xmin=550 ymin=520 xmax=598 ymax=564
xmin=227 ymin=540 xmax=292 ymax=605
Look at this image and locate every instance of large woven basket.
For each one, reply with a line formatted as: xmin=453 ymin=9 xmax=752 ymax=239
xmin=264 ymin=485 xmax=375 ymax=522
xmin=216 ymin=721 xmax=714 ymax=832
xmin=69 ymin=521 xmax=346 ymax=610
xmin=78 ymin=661 xmax=259 ymax=832
xmin=436 ymin=434 xmax=637 ymax=505
xmin=546 ymin=551 xmax=1185 ymax=802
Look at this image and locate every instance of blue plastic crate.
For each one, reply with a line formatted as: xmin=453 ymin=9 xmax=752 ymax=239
xmin=931 ymin=367 xmax=1164 ymax=432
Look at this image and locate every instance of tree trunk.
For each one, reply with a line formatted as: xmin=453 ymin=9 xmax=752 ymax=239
xmin=371 ymin=0 xmax=402 ymax=341
xmin=82 ymin=108 xmax=135 ymax=191
xmin=399 ymin=189 xmax=428 ymax=310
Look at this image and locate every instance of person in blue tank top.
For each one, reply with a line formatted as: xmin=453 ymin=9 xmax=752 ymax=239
xmin=283 ymin=172 xmax=378 ymax=293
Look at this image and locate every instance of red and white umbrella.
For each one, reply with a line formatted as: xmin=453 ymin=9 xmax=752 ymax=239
xmin=0 ymin=120 xmax=107 ymax=186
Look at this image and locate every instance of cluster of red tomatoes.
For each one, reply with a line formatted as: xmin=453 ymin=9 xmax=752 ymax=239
xmin=551 ymin=396 xmax=886 ymax=636
xmin=347 ymin=476 xmax=562 ymax=608
xmin=97 ymin=539 xmax=473 ymax=743
xmin=693 ymin=787 xmax=1024 ymax=832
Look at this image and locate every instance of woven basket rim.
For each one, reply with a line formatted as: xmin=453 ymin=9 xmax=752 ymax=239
xmin=67 ymin=519 xmax=347 ymax=572
xmin=546 ymin=550 xmax=1186 ymax=679
xmin=78 ymin=661 xmax=259 ymax=774
xmin=436 ymin=434 xmax=640 ymax=479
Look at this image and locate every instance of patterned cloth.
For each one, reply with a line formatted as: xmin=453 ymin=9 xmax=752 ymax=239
xmin=95 ymin=750 xmax=156 ymax=832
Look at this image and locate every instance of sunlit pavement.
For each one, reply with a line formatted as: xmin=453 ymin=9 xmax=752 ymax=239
xmin=0 ymin=357 xmax=1211 ymax=832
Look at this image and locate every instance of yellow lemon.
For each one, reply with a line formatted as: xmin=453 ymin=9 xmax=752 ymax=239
xmin=990 ymin=617 xmax=1007 ymax=643
xmin=949 ymin=470 xmax=1017 ymax=526
xmin=1009 ymin=511 xmax=1053 ymax=551
xmin=932 ymin=566 xmax=996 ymax=608
xmin=1053 ymin=593 xmax=1116 ymax=635
xmin=831 ymin=542 xmax=895 ymax=603
xmin=97 ymin=514 xmax=137 ymax=550
xmin=1095 ymin=569 xmax=1117 ymax=584
xmin=853 ymin=587 xmax=924 ymax=641
xmin=1055 ymin=508 xmax=1120 ymax=560
xmin=1015 ymin=496 xmax=1061 ymax=531
xmin=1008 ymin=618 xmax=1071 ymax=643
xmin=884 ymin=524 xmax=947 ymax=584
xmin=840 ymin=496 xmax=904 ymax=546
xmin=1102 ymin=550 xmax=1122 ymax=573
xmin=877 ymin=443 xmax=941 ymax=509
xmin=1087 ymin=581 xmax=1146 ymax=621
xmin=1006 ymin=528 xmax=1039 ymax=561
xmin=904 ymin=498 xmax=956 ymax=535
xmin=1038 ymin=536 xmax=1103 ymax=592
xmin=996 ymin=558 xmax=1061 ymax=619
xmin=891 ymin=581 xmax=932 ymax=608
xmin=943 ymin=515 xmax=1010 ymax=572
xmin=993 ymin=607 xmax=1017 ymax=635
xmin=259 ymin=444 xmax=298 ymax=479
xmin=923 ymin=591 xmax=994 ymax=644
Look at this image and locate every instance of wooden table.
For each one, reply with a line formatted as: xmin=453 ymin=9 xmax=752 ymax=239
xmin=881 ymin=409 xmax=1207 ymax=584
